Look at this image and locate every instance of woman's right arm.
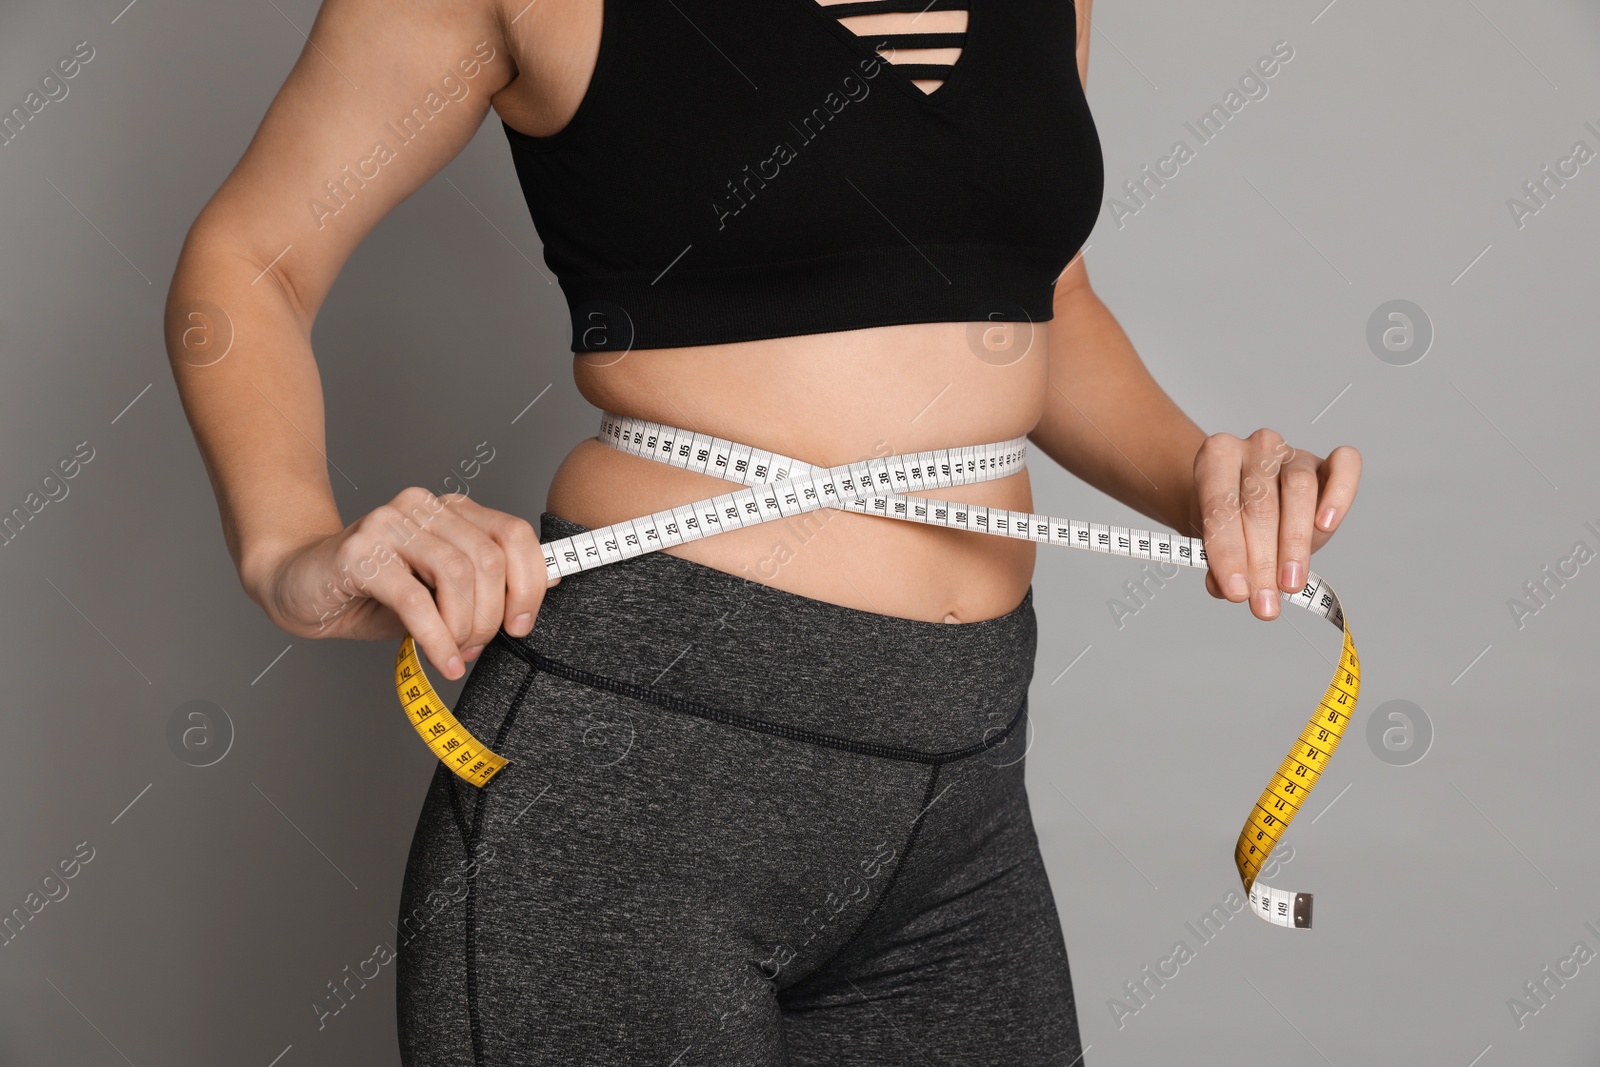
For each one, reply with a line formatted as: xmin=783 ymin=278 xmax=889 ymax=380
xmin=163 ymin=0 xmax=542 ymax=680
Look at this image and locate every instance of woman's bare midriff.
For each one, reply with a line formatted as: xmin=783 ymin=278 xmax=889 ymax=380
xmin=487 ymin=0 xmax=1050 ymax=624
xmin=545 ymin=321 xmax=1050 ymax=624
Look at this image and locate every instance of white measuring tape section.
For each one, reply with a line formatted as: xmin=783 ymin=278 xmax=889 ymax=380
xmin=538 ymin=413 xmax=1026 ymax=581
xmin=399 ymin=411 xmax=1359 ymax=929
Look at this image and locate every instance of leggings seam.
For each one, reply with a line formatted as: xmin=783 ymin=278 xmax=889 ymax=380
xmin=491 ymin=629 xmax=1026 ymax=764
xmin=463 ymin=660 xmax=539 ymax=1067
xmin=799 ymin=761 xmax=945 ymax=985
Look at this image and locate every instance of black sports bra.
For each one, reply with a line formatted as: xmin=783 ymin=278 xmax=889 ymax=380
xmin=501 ymin=0 xmax=1103 ymax=353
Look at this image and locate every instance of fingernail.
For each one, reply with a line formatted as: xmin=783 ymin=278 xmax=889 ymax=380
xmin=1318 ymin=507 xmax=1337 ymax=529
xmin=511 ymin=613 xmax=533 ymax=635
xmin=446 ymin=655 xmax=464 ymax=679
xmin=1255 ymin=589 xmax=1279 ymax=618
xmin=462 ymin=645 xmax=484 ymax=662
xmin=1226 ymin=573 xmax=1249 ymax=600
xmin=1281 ymin=560 xmax=1304 ymax=591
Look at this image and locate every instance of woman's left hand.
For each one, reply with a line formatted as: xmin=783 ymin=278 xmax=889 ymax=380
xmin=1190 ymin=428 xmax=1362 ymax=620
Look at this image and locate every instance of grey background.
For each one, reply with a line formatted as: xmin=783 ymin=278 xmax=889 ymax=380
xmin=1 ymin=0 xmax=1595 ymax=1063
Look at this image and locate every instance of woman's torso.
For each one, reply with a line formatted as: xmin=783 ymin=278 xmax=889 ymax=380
xmin=484 ymin=0 xmax=1097 ymax=623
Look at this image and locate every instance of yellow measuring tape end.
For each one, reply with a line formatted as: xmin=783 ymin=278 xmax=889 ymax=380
xmin=1232 ymin=614 xmax=1360 ymax=929
xmin=394 ymin=635 xmax=510 ymax=788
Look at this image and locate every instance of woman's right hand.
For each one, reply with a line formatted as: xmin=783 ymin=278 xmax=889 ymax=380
xmin=246 ymin=487 xmax=556 ymax=681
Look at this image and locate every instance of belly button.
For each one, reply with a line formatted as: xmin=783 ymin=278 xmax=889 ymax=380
xmin=943 ymin=611 xmax=960 ymax=624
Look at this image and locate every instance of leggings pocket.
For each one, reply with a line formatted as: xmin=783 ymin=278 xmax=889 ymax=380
xmin=447 ymin=637 xmax=540 ymax=751
xmin=419 ymin=639 xmax=539 ymax=853
xmin=395 ymin=638 xmax=538 ymax=1067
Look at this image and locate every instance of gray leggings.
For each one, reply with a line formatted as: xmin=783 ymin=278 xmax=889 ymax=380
xmin=396 ymin=513 xmax=1084 ymax=1065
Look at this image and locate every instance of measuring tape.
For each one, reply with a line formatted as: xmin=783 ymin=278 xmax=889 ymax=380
xmin=395 ymin=411 xmax=1359 ymax=928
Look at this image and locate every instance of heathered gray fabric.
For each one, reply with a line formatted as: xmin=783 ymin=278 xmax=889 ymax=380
xmin=396 ymin=513 xmax=1083 ymax=1066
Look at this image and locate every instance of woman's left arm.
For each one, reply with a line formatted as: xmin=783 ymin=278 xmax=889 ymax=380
xmin=1027 ymin=268 xmax=1362 ymax=621
xmin=1027 ymin=0 xmax=1360 ymax=622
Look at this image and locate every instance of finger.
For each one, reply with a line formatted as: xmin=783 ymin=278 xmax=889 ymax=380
xmin=390 ymin=527 xmax=481 ymax=658
xmin=1193 ymin=434 xmax=1250 ymax=605
xmin=334 ymin=506 xmax=467 ymax=679
xmin=377 ymin=489 xmax=479 ymax=655
xmin=491 ymin=514 xmax=547 ymax=636
xmin=358 ymin=552 xmax=468 ymax=681
xmin=445 ymin=497 xmax=546 ymax=638
xmin=1204 ymin=570 xmax=1224 ymax=599
xmin=1276 ymin=451 xmax=1321 ymax=594
xmin=1238 ymin=430 xmax=1285 ymax=620
xmin=416 ymin=498 xmax=509 ymax=660
xmin=1313 ymin=445 xmax=1362 ymax=543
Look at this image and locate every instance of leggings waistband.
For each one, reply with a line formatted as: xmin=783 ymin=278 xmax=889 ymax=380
xmin=493 ymin=512 xmax=1038 ymax=761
